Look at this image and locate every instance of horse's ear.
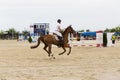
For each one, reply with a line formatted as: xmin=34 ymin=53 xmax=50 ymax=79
xmin=69 ymin=25 xmax=72 ymax=27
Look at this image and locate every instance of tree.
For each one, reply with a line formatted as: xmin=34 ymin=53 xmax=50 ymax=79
xmin=78 ymin=30 xmax=84 ymax=32
xmin=115 ymin=26 xmax=120 ymax=32
xmin=22 ymin=30 xmax=30 ymax=36
xmin=110 ymin=28 xmax=116 ymax=32
xmin=0 ymin=30 xmax=4 ymax=39
xmin=0 ymin=30 xmax=4 ymax=35
xmin=6 ymin=28 xmax=18 ymax=39
xmin=104 ymin=25 xmax=120 ymax=32
xmin=86 ymin=29 xmax=90 ymax=32
xmin=104 ymin=28 xmax=110 ymax=32
xmin=28 ymin=36 xmax=32 ymax=43
xmin=22 ymin=30 xmax=30 ymax=40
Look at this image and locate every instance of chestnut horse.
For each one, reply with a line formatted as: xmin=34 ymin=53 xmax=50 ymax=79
xmin=31 ymin=25 xmax=75 ymax=59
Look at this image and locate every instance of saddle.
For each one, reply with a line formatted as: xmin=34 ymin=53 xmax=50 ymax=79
xmin=53 ymin=33 xmax=63 ymax=41
xmin=53 ymin=33 xmax=63 ymax=47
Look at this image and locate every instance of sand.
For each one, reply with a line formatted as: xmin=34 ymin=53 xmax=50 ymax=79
xmin=0 ymin=40 xmax=120 ymax=80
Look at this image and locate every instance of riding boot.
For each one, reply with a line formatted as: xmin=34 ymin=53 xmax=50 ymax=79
xmin=57 ymin=36 xmax=63 ymax=47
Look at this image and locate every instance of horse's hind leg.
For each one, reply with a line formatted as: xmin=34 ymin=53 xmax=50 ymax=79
xmin=43 ymin=44 xmax=50 ymax=57
xmin=59 ymin=47 xmax=66 ymax=55
xmin=48 ymin=44 xmax=55 ymax=59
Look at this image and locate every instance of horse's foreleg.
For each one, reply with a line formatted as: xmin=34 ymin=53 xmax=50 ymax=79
xmin=59 ymin=47 xmax=66 ymax=55
xmin=67 ymin=46 xmax=71 ymax=55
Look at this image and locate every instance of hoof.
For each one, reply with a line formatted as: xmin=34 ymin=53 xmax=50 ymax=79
xmin=53 ymin=57 xmax=56 ymax=59
xmin=49 ymin=57 xmax=55 ymax=59
xmin=67 ymin=54 xmax=70 ymax=56
xmin=59 ymin=53 xmax=63 ymax=55
xmin=48 ymin=55 xmax=50 ymax=57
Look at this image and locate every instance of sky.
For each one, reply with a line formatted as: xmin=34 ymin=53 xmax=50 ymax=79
xmin=0 ymin=0 xmax=120 ymax=32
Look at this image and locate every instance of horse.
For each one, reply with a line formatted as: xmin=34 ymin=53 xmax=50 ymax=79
xmin=30 ymin=25 xmax=75 ymax=59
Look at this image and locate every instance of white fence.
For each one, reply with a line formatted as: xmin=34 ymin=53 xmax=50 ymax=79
xmin=69 ymin=33 xmax=115 ymax=47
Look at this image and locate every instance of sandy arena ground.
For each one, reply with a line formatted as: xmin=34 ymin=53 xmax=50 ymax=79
xmin=0 ymin=40 xmax=120 ymax=80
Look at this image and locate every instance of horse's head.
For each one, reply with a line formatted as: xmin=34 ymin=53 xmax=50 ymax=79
xmin=62 ymin=25 xmax=76 ymax=36
xmin=66 ymin=25 xmax=76 ymax=34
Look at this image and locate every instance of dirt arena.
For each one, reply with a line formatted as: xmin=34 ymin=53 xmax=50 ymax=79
xmin=0 ymin=40 xmax=120 ymax=80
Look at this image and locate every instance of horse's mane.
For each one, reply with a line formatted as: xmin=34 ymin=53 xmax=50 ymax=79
xmin=62 ymin=25 xmax=72 ymax=35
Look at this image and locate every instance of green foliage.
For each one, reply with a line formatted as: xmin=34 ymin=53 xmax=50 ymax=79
xmin=7 ymin=28 xmax=17 ymax=34
xmin=77 ymin=30 xmax=84 ymax=32
xmin=86 ymin=29 xmax=90 ymax=32
xmin=116 ymin=26 xmax=120 ymax=32
xmin=111 ymin=28 xmax=116 ymax=32
xmin=28 ymin=36 xmax=32 ymax=43
xmin=104 ymin=25 xmax=120 ymax=32
xmin=0 ymin=28 xmax=19 ymax=39
xmin=0 ymin=30 xmax=4 ymax=39
xmin=22 ymin=30 xmax=30 ymax=36
xmin=0 ymin=30 xmax=4 ymax=35
xmin=104 ymin=28 xmax=110 ymax=32
xmin=103 ymin=33 xmax=107 ymax=47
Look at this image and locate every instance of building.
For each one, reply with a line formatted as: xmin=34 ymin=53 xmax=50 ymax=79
xmin=30 ymin=23 xmax=49 ymax=36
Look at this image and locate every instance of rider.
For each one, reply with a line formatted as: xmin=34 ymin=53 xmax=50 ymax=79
xmin=53 ymin=19 xmax=63 ymax=47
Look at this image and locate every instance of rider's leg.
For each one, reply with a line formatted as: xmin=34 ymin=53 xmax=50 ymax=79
xmin=57 ymin=35 xmax=63 ymax=47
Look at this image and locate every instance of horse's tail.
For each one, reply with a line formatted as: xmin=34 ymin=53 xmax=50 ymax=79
xmin=30 ymin=37 xmax=42 ymax=49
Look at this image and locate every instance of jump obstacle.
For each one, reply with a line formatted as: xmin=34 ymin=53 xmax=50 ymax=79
xmin=68 ymin=32 xmax=114 ymax=47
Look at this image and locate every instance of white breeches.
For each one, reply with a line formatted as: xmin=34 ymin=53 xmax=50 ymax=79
xmin=54 ymin=30 xmax=62 ymax=37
